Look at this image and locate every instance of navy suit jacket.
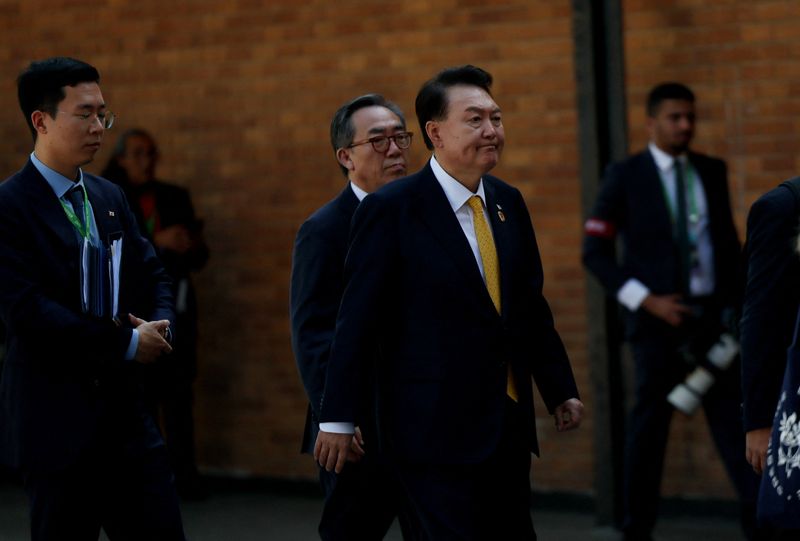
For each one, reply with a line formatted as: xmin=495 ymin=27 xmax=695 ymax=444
xmin=582 ymin=149 xmax=741 ymax=337
xmin=0 ymin=160 xmax=174 ymax=473
xmin=320 ymin=162 xmax=579 ymax=464
xmin=740 ymin=184 xmax=800 ymax=431
xmin=290 ymin=185 xmax=359 ymax=454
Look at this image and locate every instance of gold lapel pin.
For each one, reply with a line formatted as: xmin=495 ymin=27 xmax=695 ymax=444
xmin=496 ymin=204 xmax=505 ymax=222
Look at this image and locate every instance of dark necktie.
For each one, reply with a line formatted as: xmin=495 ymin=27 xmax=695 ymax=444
xmin=674 ymin=161 xmax=691 ymax=295
xmin=67 ymin=184 xmax=86 ymax=229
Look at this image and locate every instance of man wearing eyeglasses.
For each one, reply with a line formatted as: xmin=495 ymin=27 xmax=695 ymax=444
xmin=314 ymin=65 xmax=583 ymax=539
xmin=290 ymin=94 xmax=412 ymax=540
xmin=0 ymin=57 xmax=185 ymax=539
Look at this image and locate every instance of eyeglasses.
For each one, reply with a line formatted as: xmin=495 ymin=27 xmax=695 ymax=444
xmin=348 ymin=132 xmax=413 ymax=153
xmin=58 ymin=110 xmax=115 ymax=129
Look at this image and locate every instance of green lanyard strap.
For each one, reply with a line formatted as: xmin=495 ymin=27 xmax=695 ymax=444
xmin=59 ymin=187 xmax=91 ymax=239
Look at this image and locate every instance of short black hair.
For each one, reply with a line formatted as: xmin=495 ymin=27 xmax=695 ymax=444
xmin=17 ymin=57 xmax=100 ymax=141
xmin=646 ymin=82 xmax=695 ymax=117
xmin=330 ymin=94 xmax=406 ymax=178
xmin=415 ymin=65 xmax=493 ymax=150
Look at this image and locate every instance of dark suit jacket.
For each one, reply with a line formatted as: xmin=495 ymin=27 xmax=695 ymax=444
xmin=582 ymin=149 xmax=741 ymax=337
xmin=121 ymin=180 xmax=209 ymax=281
xmin=740 ymin=184 xmax=800 ymax=431
xmin=290 ymin=186 xmax=359 ymax=454
xmin=319 ymin=162 xmax=579 ymax=464
xmin=0 ymin=160 xmax=175 ymax=473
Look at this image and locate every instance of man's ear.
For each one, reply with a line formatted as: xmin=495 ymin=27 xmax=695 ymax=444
xmin=426 ymin=120 xmax=442 ymax=148
xmin=336 ymin=147 xmax=355 ymax=172
xmin=31 ymin=110 xmax=48 ymax=136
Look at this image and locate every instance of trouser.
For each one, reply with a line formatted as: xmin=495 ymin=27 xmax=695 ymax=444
xmin=622 ymin=317 xmax=759 ymax=539
xmin=396 ymin=398 xmax=536 ymax=541
xmin=24 ymin=445 xmax=185 ymax=541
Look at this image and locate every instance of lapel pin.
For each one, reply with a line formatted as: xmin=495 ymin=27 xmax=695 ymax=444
xmin=495 ymin=203 xmax=505 ymax=222
xmin=108 ymin=211 xmax=115 ymax=217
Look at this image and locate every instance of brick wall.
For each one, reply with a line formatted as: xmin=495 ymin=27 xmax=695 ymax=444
xmin=1 ymin=0 xmax=796 ymax=502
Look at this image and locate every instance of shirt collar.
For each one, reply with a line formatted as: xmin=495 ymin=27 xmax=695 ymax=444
xmin=648 ymin=142 xmax=687 ymax=173
xmin=30 ymin=152 xmax=85 ymax=199
xmin=430 ymin=155 xmax=487 ymax=212
xmin=349 ymin=181 xmax=369 ymax=202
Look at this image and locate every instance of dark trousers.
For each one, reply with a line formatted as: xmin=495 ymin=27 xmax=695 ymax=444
xmin=396 ymin=399 xmax=536 ymax=541
xmin=623 ymin=321 xmax=759 ymax=540
xmin=144 ymin=356 xmax=201 ymax=494
xmin=24 ymin=445 xmax=185 ymax=541
xmin=318 ymin=445 xmax=408 ymax=541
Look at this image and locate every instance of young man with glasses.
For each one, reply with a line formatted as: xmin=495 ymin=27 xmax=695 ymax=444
xmin=0 ymin=57 xmax=185 ymax=540
xmin=290 ymin=93 xmax=412 ymax=540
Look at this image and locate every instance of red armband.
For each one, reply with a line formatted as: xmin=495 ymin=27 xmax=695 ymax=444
xmin=584 ymin=218 xmax=616 ymax=239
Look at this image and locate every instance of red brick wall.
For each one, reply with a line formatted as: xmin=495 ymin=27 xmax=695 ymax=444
xmin=1 ymin=0 xmax=796 ymax=501
xmin=623 ymin=0 xmax=800 ymax=498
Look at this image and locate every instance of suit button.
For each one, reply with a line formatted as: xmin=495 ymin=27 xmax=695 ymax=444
xmin=93 ymin=379 xmax=100 ymax=387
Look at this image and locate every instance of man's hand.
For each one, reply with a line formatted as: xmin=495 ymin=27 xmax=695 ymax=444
xmin=746 ymin=427 xmax=771 ymax=475
xmin=314 ymin=430 xmax=354 ymax=473
xmin=554 ymin=398 xmax=584 ymax=432
xmin=154 ymin=224 xmax=192 ymax=254
xmin=350 ymin=426 xmax=366 ymax=461
xmin=641 ymin=294 xmax=692 ymax=327
xmin=130 ymin=314 xmax=172 ymax=364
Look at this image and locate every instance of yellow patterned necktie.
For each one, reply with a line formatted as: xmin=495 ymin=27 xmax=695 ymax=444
xmin=466 ymin=195 xmax=518 ymax=401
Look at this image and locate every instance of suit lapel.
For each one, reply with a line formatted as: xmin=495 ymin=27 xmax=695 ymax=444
xmin=640 ymin=151 xmax=674 ymax=234
xmin=84 ymin=176 xmax=122 ymax=244
xmin=18 ymin=161 xmax=82 ymax=251
xmin=411 ymin=164 xmax=498 ymax=315
xmin=335 ymin=184 xmax=359 ymax=222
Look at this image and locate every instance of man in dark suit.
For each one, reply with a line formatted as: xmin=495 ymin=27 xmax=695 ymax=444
xmin=740 ymin=182 xmax=800 ymax=539
xmin=102 ymin=128 xmax=210 ymax=500
xmin=315 ymin=65 xmax=584 ymax=540
xmin=582 ymin=82 xmax=759 ymax=541
xmin=0 ymin=57 xmax=185 ymax=539
xmin=291 ymin=94 xmax=412 ymax=539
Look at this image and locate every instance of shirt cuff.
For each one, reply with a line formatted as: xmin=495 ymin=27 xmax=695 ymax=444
xmin=319 ymin=422 xmax=355 ymax=434
xmin=617 ymin=279 xmax=650 ymax=311
xmin=125 ymin=329 xmax=139 ymax=361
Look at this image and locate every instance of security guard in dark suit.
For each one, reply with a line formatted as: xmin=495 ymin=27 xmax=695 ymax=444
xmin=582 ymin=82 xmax=759 ymax=541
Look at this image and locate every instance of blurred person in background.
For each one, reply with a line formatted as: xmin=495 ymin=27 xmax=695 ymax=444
xmin=582 ymin=82 xmax=760 ymax=541
xmin=103 ymin=128 xmax=209 ymax=500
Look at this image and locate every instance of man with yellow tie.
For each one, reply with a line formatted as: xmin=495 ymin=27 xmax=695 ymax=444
xmin=314 ymin=65 xmax=584 ymax=539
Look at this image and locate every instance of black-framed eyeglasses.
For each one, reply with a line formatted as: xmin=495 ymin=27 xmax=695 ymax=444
xmin=348 ymin=132 xmax=413 ymax=153
xmin=58 ymin=110 xmax=115 ymax=129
